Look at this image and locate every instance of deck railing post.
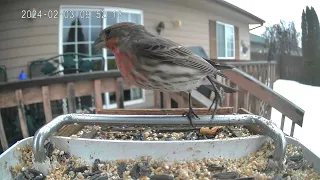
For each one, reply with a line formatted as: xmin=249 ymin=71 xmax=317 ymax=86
xmin=290 ymin=121 xmax=295 ymax=137
xmin=231 ymin=83 xmax=238 ymax=113
xmin=0 ymin=111 xmax=8 ymax=151
xmin=154 ymin=90 xmax=160 ymax=108
xmin=42 ymin=86 xmax=53 ymax=123
xmin=15 ymin=89 xmax=29 ymax=138
xmin=67 ymin=83 xmax=76 ymax=113
xmin=163 ymin=92 xmax=171 ymax=108
xmin=116 ymin=78 xmax=124 ymax=109
xmin=176 ymin=92 xmax=184 ymax=108
xmin=94 ymin=80 xmax=103 ymax=111
xmin=224 ymin=79 xmax=230 ymax=106
xmin=243 ymin=91 xmax=250 ymax=111
xmin=280 ymin=114 xmax=285 ymax=130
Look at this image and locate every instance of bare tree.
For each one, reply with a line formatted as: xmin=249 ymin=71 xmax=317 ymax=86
xmin=262 ymin=20 xmax=301 ymax=60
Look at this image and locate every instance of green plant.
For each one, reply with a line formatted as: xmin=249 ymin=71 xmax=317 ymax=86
xmin=301 ymin=6 xmax=320 ymax=86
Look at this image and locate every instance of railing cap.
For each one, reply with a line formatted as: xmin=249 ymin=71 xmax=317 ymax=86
xmin=0 ymin=70 xmax=122 ymax=91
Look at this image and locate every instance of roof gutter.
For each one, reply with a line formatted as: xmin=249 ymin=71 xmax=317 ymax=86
xmin=213 ymin=0 xmax=265 ymax=24
xmin=249 ymin=23 xmax=264 ymax=31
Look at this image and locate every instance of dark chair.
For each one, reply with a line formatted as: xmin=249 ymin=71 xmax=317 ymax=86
xmin=28 ymin=53 xmax=105 ymax=79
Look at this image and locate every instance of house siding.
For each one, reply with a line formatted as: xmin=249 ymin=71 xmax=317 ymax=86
xmin=251 ymin=42 xmax=268 ymax=54
xmin=0 ymin=0 xmax=252 ymax=108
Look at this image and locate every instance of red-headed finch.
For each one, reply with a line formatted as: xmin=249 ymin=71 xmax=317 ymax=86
xmin=94 ymin=22 xmax=237 ymax=127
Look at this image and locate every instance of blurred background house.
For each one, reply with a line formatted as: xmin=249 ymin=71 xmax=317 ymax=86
xmin=250 ymin=33 xmax=268 ymax=54
xmin=249 ymin=33 xmax=268 ymax=61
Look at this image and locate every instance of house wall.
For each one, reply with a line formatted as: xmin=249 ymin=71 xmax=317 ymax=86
xmin=251 ymin=42 xmax=268 ymax=54
xmin=0 ymin=0 xmax=252 ymax=108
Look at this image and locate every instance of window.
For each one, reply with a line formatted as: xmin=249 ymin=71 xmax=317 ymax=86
xmin=105 ymin=10 xmax=142 ymax=71
xmin=62 ymin=8 xmax=103 ymax=59
xmin=60 ymin=6 xmax=145 ymax=109
xmin=216 ymin=22 xmax=235 ymax=59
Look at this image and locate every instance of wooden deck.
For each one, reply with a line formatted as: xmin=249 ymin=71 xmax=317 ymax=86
xmin=0 ymin=60 xmax=305 ymax=152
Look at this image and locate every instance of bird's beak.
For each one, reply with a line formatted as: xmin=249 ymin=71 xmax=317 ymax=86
xmin=94 ymin=37 xmax=104 ymax=50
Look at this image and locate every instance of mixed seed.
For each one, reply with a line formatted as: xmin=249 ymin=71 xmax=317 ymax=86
xmin=8 ymin=125 xmax=320 ymax=179
xmin=70 ymin=125 xmax=253 ymax=141
xmin=10 ymin=142 xmax=320 ymax=180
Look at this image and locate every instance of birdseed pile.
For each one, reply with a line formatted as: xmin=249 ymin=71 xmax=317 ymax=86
xmin=9 ymin=142 xmax=320 ymax=180
xmin=69 ymin=125 xmax=253 ymax=141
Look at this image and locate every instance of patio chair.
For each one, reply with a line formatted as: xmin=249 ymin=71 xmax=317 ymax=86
xmin=28 ymin=53 xmax=105 ymax=79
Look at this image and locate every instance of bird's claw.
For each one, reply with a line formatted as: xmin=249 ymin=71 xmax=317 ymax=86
xmin=182 ymin=108 xmax=199 ymax=128
xmin=209 ymin=87 xmax=224 ymax=121
xmin=210 ymin=100 xmax=221 ymax=120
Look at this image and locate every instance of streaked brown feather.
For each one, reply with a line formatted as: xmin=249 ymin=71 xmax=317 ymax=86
xmin=131 ymin=38 xmax=215 ymax=74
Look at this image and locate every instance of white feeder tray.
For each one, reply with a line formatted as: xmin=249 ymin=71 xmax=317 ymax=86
xmin=0 ymin=113 xmax=319 ymax=179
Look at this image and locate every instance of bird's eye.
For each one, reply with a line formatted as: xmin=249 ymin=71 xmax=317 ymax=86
xmin=106 ymin=29 xmax=111 ymax=36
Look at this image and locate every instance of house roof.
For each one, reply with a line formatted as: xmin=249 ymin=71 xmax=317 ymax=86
xmin=213 ymin=0 xmax=265 ymax=24
xmin=250 ymin=33 xmax=266 ymax=44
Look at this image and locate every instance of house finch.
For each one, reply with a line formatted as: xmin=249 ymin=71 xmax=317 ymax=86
xmin=94 ymin=22 xmax=237 ymax=127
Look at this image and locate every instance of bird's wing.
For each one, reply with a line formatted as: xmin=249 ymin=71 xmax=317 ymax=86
xmin=131 ymin=37 xmax=218 ymax=73
xmin=202 ymin=58 xmax=235 ymax=70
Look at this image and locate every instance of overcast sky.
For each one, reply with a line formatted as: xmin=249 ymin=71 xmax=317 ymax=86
xmin=225 ymin=0 xmax=320 ymax=36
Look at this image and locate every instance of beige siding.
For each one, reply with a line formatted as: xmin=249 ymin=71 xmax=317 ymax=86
xmin=238 ymin=24 xmax=251 ymax=60
xmin=0 ymin=0 xmax=252 ymax=108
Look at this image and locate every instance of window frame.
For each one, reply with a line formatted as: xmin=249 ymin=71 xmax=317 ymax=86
xmin=216 ymin=21 xmax=235 ymax=59
xmin=59 ymin=5 xmax=145 ymax=109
